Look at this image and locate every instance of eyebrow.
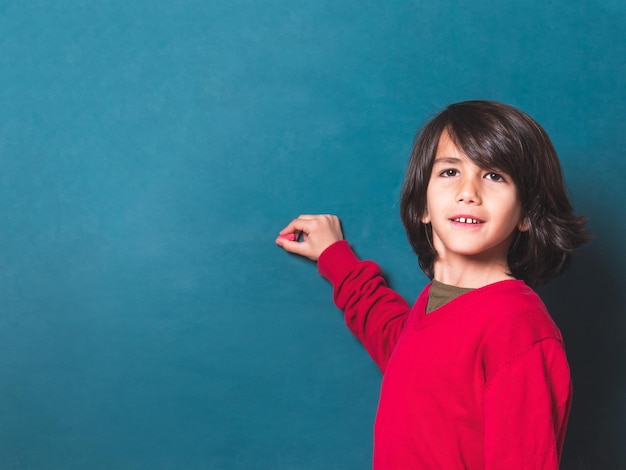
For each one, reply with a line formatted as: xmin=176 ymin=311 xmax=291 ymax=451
xmin=432 ymin=157 xmax=462 ymax=165
xmin=433 ymin=157 xmax=512 ymax=177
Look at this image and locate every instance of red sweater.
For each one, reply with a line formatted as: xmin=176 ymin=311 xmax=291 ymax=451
xmin=318 ymin=241 xmax=572 ymax=470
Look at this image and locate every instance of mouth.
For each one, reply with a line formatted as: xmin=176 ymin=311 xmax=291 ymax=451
xmin=451 ymin=217 xmax=483 ymax=225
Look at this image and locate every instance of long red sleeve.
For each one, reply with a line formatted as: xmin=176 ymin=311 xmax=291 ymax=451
xmin=317 ymin=240 xmax=411 ymax=372
xmin=317 ymin=241 xmax=572 ymax=469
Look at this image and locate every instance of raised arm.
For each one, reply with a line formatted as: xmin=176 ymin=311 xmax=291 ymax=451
xmin=276 ymin=215 xmax=411 ymax=371
xmin=275 ymin=214 xmax=344 ymax=261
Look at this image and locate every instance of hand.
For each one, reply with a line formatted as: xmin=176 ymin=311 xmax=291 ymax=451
xmin=275 ymin=214 xmax=344 ymax=261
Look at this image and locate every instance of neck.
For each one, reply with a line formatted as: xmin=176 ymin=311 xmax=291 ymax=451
xmin=433 ymin=256 xmax=515 ymax=288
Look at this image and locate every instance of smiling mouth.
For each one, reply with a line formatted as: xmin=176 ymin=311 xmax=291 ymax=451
xmin=452 ymin=217 xmax=482 ymax=224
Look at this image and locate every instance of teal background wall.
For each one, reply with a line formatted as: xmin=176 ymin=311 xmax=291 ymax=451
xmin=0 ymin=1 xmax=624 ymax=468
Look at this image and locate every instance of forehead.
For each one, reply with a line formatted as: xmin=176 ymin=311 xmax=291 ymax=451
xmin=434 ymin=130 xmax=468 ymax=161
xmin=433 ymin=128 xmax=510 ymax=174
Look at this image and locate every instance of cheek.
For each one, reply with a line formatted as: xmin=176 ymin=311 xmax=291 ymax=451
xmin=508 ymin=201 xmax=525 ymax=231
xmin=514 ymin=197 xmax=529 ymax=232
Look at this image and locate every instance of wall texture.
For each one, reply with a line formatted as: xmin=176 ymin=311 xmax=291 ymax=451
xmin=0 ymin=1 xmax=624 ymax=468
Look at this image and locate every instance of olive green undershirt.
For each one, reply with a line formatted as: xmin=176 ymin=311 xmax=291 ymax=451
xmin=426 ymin=280 xmax=475 ymax=314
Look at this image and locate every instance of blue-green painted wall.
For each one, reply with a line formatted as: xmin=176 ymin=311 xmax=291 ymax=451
xmin=0 ymin=1 xmax=624 ymax=468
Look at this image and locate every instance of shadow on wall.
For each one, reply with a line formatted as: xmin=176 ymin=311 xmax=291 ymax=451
xmin=538 ymin=242 xmax=626 ymax=470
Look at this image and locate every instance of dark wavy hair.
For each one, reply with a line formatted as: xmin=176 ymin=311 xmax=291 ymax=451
xmin=400 ymin=100 xmax=589 ymax=286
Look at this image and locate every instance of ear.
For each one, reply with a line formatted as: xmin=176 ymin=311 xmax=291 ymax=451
xmin=518 ymin=217 xmax=530 ymax=232
xmin=421 ymin=209 xmax=430 ymax=224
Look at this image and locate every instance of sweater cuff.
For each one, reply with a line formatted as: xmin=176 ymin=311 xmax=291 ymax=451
xmin=317 ymin=240 xmax=361 ymax=285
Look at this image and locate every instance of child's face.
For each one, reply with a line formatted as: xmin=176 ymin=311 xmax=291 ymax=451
xmin=422 ymin=130 xmax=527 ymax=270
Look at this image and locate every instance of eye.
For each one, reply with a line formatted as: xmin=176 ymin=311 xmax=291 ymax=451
xmin=485 ymin=172 xmax=506 ymax=182
xmin=439 ymin=169 xmax=459 ymax=177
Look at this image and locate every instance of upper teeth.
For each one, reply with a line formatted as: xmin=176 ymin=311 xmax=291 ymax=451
xmin=455 ymin=217 xmax=479 ymax=224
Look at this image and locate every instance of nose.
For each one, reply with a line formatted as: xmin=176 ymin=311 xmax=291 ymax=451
xmin=456 ymin=175 xmax=481 ymax=204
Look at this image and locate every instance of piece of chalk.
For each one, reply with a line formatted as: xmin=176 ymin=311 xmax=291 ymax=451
xmin=278 ymin=233 xmax=297 ymax=241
